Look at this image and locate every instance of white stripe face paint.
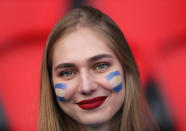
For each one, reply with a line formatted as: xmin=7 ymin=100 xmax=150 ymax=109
xmin=105 ymin=70 xmax=123 ymax=92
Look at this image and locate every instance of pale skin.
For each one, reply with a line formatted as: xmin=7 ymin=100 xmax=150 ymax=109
xmin=52 ymin=27 xmax=125 ymax=131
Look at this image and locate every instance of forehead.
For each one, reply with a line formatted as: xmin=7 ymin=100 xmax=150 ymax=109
xmin=52 ymin=28 xmax=115 ymax=64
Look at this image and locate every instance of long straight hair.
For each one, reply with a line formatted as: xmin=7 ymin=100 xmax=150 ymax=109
xmin=39 ymin=6 xmax=157 ymax=131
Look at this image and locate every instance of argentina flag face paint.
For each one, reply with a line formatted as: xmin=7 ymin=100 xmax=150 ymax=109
xmin=105 ymin=70 xmax=123 ymax=92
xmin=55 ymin=83 xmax=67 ymax=101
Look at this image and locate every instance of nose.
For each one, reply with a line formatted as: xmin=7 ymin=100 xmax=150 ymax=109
xmin=78 ymin=69 xmax=98 ymax=94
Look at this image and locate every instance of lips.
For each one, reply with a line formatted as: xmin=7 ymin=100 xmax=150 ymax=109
xmin=77 ymin=96 xmax=107 ymax=110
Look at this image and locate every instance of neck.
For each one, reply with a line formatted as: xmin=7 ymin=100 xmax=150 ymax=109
xmin=85 ymin=122 xmax=110 ymax=131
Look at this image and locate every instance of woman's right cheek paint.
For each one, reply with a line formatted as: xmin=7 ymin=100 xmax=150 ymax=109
xmin=55 ymin=83 xmax=67 ymax=102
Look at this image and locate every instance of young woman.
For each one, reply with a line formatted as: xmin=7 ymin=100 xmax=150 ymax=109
xmin=40 ymin=6 xmax=157 ymax=131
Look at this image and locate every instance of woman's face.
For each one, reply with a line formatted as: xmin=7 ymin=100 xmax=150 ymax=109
xmin=52 ymin=28 xmax=125 ymax=126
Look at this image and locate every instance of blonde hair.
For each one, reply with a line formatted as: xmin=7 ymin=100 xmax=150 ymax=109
xmin=40 ymin=6 xmax=157 ymax=131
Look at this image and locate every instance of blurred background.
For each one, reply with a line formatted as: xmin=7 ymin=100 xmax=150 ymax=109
xmin=0 ymin=0 xmax=186 ymax=131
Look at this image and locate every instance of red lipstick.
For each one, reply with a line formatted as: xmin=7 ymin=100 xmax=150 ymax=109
xmin=77 ymin=96 xmax=107 ymax=110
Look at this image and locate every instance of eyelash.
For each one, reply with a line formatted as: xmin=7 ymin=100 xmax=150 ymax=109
xmin=94 ymin=62 xmax=110 ymax=73
xmin=58 ymin=62 xmax=110 ymax=79
xmin=58 ymin=70 xmax=76 ymax=79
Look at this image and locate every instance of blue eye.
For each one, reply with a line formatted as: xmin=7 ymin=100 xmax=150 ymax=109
xmin=59 ymin=70 xmax=76 ymax=79
xmin=94 ymin=63 xmax=110 ymax=72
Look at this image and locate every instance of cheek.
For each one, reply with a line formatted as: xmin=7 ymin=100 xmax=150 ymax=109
xmin=54 ymin=83 xmax=67 ymax=102
xmin=104 ymin=70 xmax=123 ymax=92
xmin=108 ymin=75 xmax=123 ymax=92
xmin=54 ymin=83 xmax=76 ymax=102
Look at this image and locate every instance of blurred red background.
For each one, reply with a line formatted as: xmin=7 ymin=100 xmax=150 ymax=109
xmin=0 ymin=0 xmax=185 ymax=131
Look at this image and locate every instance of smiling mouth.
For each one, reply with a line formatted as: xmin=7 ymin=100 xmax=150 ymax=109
xmin=77 ymin=96 xmax=107 ymax=110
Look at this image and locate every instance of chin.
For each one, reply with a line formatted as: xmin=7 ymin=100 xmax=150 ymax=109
xmin=83 ymin=118 xmax=108 ymax=125
xmin=76 ymin=112 xmax=113 ymax=127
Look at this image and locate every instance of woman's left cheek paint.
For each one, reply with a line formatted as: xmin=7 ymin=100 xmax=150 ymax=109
xmin=105 ymin=70 xmax=123 ymax=92
xmin=55 ymin=83 xmax=67 ymax=102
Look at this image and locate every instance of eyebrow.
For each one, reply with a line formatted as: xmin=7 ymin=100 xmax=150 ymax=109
xmin=55 ymin=54 xmax=113 ymax=71
xmin=87 ymin=54 xmax=113 ymax=63
xmin=55 ymin=63 xmax=76 ymax=71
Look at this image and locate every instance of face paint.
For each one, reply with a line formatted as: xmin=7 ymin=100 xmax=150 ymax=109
xmin=105 ymin=70 xmax=123 ymax=92
xmin=55 ymin=83 xmax=67 ymax=101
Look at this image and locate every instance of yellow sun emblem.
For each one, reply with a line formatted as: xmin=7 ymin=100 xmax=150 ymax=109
xmin=114 ymin=77 xmax=121 ymax=85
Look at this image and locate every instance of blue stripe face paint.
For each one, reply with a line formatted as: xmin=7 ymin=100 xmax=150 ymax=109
xmin=55 ymin=83 xmax=67 ymax=89
xmin=55 ymin=83 xmax=67 ymax=102
xmin=57 ymin=96 xmax=66 ymax=102
xmin=105 ymin=70 xmax=123 ymax=92
xmin=106 ymin=70 xmax=121 ymax=80
xmin=113 ymin=82 xmax=123 ymax=92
